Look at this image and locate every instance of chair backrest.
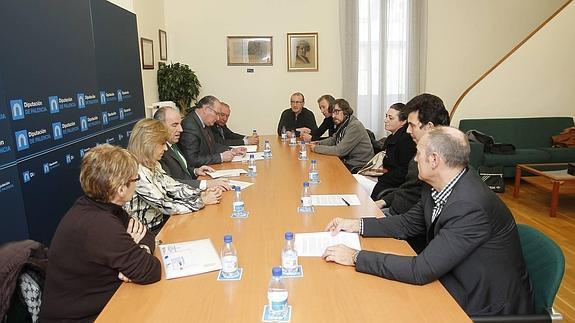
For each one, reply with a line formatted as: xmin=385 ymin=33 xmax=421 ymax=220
xmin=517 ymin=224 xmax=565 ymax=314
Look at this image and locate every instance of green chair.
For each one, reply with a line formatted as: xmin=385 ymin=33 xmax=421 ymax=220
xmin=472 ymin=224 xmax=564 ymax=322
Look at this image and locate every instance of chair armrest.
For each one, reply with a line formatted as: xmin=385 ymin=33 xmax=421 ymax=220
xmin=468 ymin=141 xmax=485 ymax=169
xmin=471 ymin=314 xmax=551 ymax=323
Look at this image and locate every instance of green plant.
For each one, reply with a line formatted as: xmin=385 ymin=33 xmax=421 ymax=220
xmin=157 ymin=62 xmax=201 ymax=114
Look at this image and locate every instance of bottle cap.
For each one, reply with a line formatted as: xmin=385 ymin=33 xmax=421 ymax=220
xmin=265 ymin=140 xmax=269 ymax=143
xmin=224 ymin=235 xmax=232 ymax=243
xmin=250 ymin=154 xmax=254 ymax=159
xmin=301 ymin=141 xmax=305 ymax=144
xmin=285 ymin=232 xmax=294 ymax=240
xmin=304 ymin=182 xmax=309 ymax=187
xmin=311 ymin=159 xmax=316 ymax=164
xmin=272 ymin=267 xmax=282 ymax=277
xmin=235 ymin=186 xmax=241 ymax=192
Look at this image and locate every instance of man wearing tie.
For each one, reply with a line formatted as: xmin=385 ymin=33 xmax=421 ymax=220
xmin=211 ymin=102 xmax=259 ymax=146
xmin=179 ymin=95 xmax=245 ymax=167
xmin=153 ymin=106 xmax=231 ymax=191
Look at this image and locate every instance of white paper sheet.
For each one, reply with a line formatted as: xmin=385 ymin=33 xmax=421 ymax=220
xmin=206 ymin=169 xmax=247 ymax=178
xmin=294 ymin=232 xmax=362 ymax=257
xmin=230 ymin=145 xmax=258 ymax=153
xmin=232 ymin=152 xmax=266 ymax=162
xmin=353 ymin=174 xmax=378 ymax=195
xmin=310 ymin=194 xmax=361 ymax=206
xmin=159 ymin=239 xmax=222 ymax=279
xmin=228 ymin=180 xmax=254 ymax=190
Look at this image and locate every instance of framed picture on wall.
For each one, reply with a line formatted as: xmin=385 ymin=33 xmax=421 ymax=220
xmin=227 ymin=36 xmax=273 ymax=66
xmin=287 ymin=32 xmax=318 ymax=72
xmin=140 ymin=37 xmax=154 ymax=69
xmin=159 ymin=29 xmax=168 ymax=61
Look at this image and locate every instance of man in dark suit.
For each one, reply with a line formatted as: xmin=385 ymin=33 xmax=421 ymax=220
xmin=322 ymin=126 xmax=534 ymax=317
xmin=153 ymin=107 xmax=231 ymax=191
xmin=179 ymin=95 xmax=245 ymax=167
xmin=211 ymin=102 xmax=259 ymax=146
xmin=276 ymin=92 xmax=317 ymax=137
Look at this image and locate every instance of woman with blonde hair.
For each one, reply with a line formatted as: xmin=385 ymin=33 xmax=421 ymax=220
xmin=41 ymin=144 xmax=161 ymax=322
xmin=126 ymin=118 xmax=221 ymax=233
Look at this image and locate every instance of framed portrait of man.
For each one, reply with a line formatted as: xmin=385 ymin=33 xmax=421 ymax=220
xmin=287 ymin=32 xmax=318 ymax=72
xmin=227 ymin=36 xmax=273 ymax=66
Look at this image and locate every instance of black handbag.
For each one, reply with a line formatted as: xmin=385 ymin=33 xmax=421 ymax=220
xmin=478 ymin=166 xmax=505 ymax=193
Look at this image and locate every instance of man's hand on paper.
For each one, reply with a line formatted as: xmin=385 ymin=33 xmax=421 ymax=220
xmin=322 ymin=244 xmax=357 ymax=266
xmin=126 ymin=218 xmax=146 ymax=244
xmin=221 ymin=150 xmax=235 ymax=162
xmin=374 ymin=200 xmax=386 ymax=209
xmin=196 ymin=165 xmax=215 ymax=176
xmin=231 ymin=147 xmax=247 ymax=156
xmin=207 ymin=178 xmax=232 ymax=191
xmin=201 ymin=187 xmax=222 ymax=205
xmin=324 ymin=217 xmax=360 ymax=236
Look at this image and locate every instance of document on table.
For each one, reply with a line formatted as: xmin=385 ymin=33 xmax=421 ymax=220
xmin=159 ymin=239 xmax=222 ymax=279
xmin=232 ymin=152 xmax=265 ymax=162
xmin=229 ymin=180 xmax=254 ymax=190
xmin=310 ymin=194 xmax=361 ymax=206
xmin=206 ymin=169 xmax=247 ymax=178
xmin=294 ymin=232 xmax=362 ymax=257
xmin=230 ymin=145 xmax=258 ymax=153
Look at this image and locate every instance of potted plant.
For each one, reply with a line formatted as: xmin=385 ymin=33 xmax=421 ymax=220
xmin=157 ymin=62 xmax=201 ymax=114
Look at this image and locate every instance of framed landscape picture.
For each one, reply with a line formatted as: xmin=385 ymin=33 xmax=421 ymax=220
xmin=287 ymin=32 xmax=318 ymax=72
xmin=227 ymin=36 xmax=273 ymax=66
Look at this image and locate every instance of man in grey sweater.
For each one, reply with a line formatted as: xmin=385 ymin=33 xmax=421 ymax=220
xmin=311 ymin=98 xmax=373 ymax=173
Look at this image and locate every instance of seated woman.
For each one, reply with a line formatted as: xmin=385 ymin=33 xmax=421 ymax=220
xmin=311 ymin=99 xmax=374 ymax=173
xmin=125 ymin=118 xmax=221 ymax=233
xmin=40 ymin=144 xmax=161 ymax=323
xmin=301 ymin=94 xmax=337 ymax=141
xmin=370 ymin=103 xmax=416 ymax=199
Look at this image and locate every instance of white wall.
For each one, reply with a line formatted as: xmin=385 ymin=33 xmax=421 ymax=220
xmin=425 ymin=0 xmax=565 ymax=113
xmin=107 ymin=0 xmax=133 ymax=12
xmin=164 ymin=0 xmax=341 ymax=135
xmin=451 ymin=2 xmax=575 ymax=126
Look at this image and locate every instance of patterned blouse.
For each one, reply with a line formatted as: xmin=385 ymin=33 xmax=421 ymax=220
xmin=124 ymin=163 xmax=204 ymax=230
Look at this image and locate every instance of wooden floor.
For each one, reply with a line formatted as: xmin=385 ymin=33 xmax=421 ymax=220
xmin=501 ymin=177 xmax=575 ymax=322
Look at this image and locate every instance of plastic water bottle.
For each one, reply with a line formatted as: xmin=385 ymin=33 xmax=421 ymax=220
xmin=263 ymin=140 xmax=272 ymax=159
xmin=299 ymin=182 xmax=313 ymax=213
xmin=232 ymin=186 xmax=247 ymax=217
xmin=267 ymin=267 xmax=288 ymax=320
xmin=221 ymin=235 xmax=238 ymax=278
xmin=298 ymin=141 xmax=307 ymax=160
xmin=289 ymin=131 xmax=297 ymax=146
xmin=281 ymin=126 xmax=287 ymax=142
xmin=282 ymin=232 xmax=298 ymax=274
xmin=309 ymin=160 xmax=319 ymax=184
xmin=247 ymin=154 xmax=257 ymax=177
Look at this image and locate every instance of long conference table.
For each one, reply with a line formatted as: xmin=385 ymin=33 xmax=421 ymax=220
xmin=96 ymin=136 xmax=470 ymax=322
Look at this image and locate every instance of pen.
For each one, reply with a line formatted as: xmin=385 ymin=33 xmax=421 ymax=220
xmin=341 ymin=197 xmax=350 ymax=206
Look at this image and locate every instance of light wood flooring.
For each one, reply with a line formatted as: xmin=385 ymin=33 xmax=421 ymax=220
xmin=501 ymin=177 xmax=575 ymax=322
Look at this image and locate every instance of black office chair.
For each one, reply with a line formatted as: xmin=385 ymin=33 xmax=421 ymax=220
xmin=471 ymin=224 xmax=564 ymax=323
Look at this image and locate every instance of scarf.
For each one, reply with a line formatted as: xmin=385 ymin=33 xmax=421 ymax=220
xmin=335 ymin=116 xmax=351 ymax=144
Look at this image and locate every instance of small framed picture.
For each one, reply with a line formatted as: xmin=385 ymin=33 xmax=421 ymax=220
xmin=227 ymin=36 xmax=273 ymax=66
xmin=140 ymin=37 xmax=154 ymax=69
xmin=287 ymin=32 xmax=318 ymax=72
xmin=159 ymin=29 xmax=168 ymax=61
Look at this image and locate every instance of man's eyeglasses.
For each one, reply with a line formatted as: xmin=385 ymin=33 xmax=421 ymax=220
xmin=332 ymin=108 xmax=343 ymax=115
xmin=290 ymin=100 xmax=303 ymax=104
xmin=206 ymin=106 xmax=224 ymax=117
xmin=126 ymin=175 xmax=140 ymax=185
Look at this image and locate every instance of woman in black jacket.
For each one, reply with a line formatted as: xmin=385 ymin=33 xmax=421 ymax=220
xmin=370 ymin=103 xmax=417 ymax=199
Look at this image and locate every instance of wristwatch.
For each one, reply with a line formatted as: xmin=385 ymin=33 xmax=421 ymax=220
xmin=352 ymin=250 xmax=360 ymax=265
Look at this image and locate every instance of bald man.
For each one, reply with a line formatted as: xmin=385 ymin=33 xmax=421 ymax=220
xmin=323 ymin=127 xmax=534 ymax=317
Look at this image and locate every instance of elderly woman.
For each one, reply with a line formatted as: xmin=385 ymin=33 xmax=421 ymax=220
xmin=311 ymin=99 xmax=374 ymax=173
xmin=370 ymin=103 xmax=417 ymax=199
xmin=40 ymin=144 xmax=161 ymax=323
xmin=126 ymin=118 xmax=221 ymax=233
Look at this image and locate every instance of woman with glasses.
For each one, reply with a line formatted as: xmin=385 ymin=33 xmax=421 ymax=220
xmin=41 ymin=144 xmax=161 ymax=323
xmin=125 ymin=118 xmax=221 ymax=234
xmin=310 ymin=98 xmax=374 ymax=173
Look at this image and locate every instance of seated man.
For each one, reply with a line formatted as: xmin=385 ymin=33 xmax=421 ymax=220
xmin=323 ymin=127 xmax=534 ymax=317
xmin=310 ymin=98 xmax=373 ymax=173
xmin=211 ymin=101 xmax=259 ymax=146
xmin=276 ymin=92 xmax=317 ymax=137
xmin=301 ymin=94 xmax=337 ymax=141
xmin=179 ymin=95 xmax=245 ymax=167
xmin=153 ymin=106 xmax=231 ymax=191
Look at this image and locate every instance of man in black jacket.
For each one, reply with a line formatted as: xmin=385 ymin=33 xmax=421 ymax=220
xmin=154 ymin=106 xmax=230 ymax=191
xmin=211 ymin=102 xmax=259 ymax=146
xmin=276 ymin=92 xmax=317 ymax=136
xmin=323 ymin=127 xmax=534 ymax=317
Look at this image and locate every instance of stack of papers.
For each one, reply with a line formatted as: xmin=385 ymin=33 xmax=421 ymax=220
xmin=206 ymin=169 xmax=247 ymax=178
xmin=159 ymin=239 xmax=222 ymax=279
xmin=228 ymin=180 xmax=254 ymax=190
xmin=232 ymin=152 xmax=266 ymax=162
xmin=294 ymin=232 xmax=362 ymax=257
xmin=310 ymin=194 xmax=361 ymax=206
xmin=230 ymin=145 xmax=258 ymax=153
